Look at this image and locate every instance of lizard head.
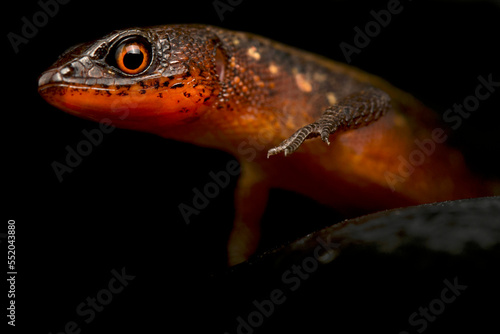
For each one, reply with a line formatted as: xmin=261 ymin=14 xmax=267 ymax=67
xmin=38 ymin=25 xmax=224 ymax=135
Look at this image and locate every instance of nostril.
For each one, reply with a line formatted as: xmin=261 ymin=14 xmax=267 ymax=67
xmin=38 ymin=69 xmax=62 ymax=88
xmin=60 ymin=65 xmax=74 ymax=77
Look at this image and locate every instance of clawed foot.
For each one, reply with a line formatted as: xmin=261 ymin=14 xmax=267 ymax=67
xmin=267 ymin=88 xmax=390 ymax=158
xmin=267 ymin=121 xmax=332 ymax=158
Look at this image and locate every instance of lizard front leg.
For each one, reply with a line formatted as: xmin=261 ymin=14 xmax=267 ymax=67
xmin=267 ymin=88 xmax=391 ymax=157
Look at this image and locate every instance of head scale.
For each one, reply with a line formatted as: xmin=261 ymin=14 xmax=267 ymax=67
xmin=38 ymin=25 xmax=224 ymax=134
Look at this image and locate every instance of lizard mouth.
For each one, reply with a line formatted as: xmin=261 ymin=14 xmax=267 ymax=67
xmin=38 ymin=67 xmax=217 ymax=132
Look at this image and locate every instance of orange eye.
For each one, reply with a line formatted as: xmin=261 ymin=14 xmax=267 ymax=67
xmin=113 ymin=39 xmax=151 ymax=75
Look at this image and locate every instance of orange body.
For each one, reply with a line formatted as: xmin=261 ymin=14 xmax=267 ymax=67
xmin=38 ymin=25 xmax=494 ymax=264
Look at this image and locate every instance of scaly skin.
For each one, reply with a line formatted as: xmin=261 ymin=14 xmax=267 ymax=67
xmin=38 ymin=24 xmax=493 ymax=265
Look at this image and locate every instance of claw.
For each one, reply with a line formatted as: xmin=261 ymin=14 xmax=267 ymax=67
xmin=268 ymin=123 xmax=323 ymax=158
xmin=321 ymin=132 xmax=331 ymax=145
xmin=267 ymin=148 xmax=277 ymax=158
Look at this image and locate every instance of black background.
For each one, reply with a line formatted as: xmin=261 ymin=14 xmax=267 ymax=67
xmin=4 ymin=0 xmax=500 ymax=333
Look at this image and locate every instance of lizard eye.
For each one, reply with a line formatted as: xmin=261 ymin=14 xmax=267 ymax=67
xmin=108 ymin=36 xmax=152 ymax=75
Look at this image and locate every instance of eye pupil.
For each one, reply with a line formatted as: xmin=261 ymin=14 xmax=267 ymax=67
xmin=122 ymin=47 xmax=144 ymax=70
xmin=108 ymin=36 xmax=152 ymax=75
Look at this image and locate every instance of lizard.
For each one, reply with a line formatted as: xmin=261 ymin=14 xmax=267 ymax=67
xmin=38 ymin=24 xmax=495 ymax=265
